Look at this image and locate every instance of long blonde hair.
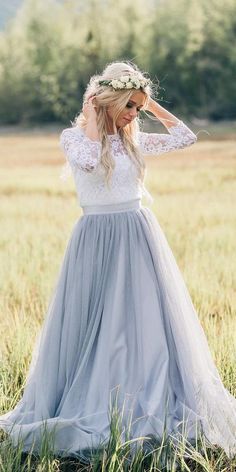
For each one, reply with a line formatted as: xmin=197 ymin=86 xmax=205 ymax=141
xmin=74 ymin=61 xmax=155 ymax=189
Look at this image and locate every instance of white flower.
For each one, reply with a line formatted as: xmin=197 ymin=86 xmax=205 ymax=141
xmin=105 ymin=75 xmax=151 ymax=90
xmin=116 ymin=80 xmax=126 ymax=89
xmin=120 ymin=76 xmax=129 ymax=83
xmin=133 ymin=79 xmax=141 ymax=89
xmin=126 ymin=82 xmax=133 ymax=89
xmin=110 ymin=79 xmax=117 ymax=88
xmin=111 ymin=79 xmax=124 ymax=89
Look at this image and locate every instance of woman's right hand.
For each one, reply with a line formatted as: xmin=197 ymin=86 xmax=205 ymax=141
xmin=83 ymin=95 xmax=98 ymax=121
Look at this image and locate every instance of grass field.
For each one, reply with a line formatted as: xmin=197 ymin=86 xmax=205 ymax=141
xmin=0 ymin=124 xmax=236 ymax=470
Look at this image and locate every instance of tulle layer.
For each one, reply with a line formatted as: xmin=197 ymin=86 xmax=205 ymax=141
xmin=0 ymin=200 xmax=235 ymax=460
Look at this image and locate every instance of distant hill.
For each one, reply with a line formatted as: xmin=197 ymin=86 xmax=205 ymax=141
xmin=0 ymin=0 xmax=23 ymax=30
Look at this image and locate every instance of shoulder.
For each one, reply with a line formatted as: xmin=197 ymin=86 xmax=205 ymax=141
xmin=60 ymin=126 xmax=85 ymax=149
xmin=60 ymin=126 xmax=83 ymax=139
xmin=60 ymin=126 xmax=102 ymax=144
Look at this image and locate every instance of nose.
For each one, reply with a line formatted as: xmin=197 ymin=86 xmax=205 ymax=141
xmin=129 ymin=108 xmax=138 ymax=118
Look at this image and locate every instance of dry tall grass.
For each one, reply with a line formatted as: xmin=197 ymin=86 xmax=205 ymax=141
xmin=0 ymin=127 xmax=235 ymax=470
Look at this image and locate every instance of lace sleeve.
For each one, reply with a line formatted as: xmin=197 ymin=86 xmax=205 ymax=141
xmin=138 ymin=120 xmax=197 ymax=156
xmin=60 ymin=127 xmax=102 ymax=172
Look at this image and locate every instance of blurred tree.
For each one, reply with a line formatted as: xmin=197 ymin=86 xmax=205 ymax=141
xmin=147 ymin=0 xmax=236 ymax=119
xmin=0 ymin=0 xmax=235 ymax=123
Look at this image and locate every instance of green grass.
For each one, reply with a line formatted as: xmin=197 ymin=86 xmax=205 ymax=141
xmin=0 ymin=126 xmax=236 ymax=470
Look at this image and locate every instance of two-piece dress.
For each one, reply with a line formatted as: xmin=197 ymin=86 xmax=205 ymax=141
xmin=0 ymin=120 xmax=236 ymax=461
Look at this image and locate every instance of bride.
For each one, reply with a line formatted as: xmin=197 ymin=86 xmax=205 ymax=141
xmin=0 ymin=60 xmax=235 ymax=462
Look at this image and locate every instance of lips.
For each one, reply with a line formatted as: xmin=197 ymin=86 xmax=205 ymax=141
xmin=124 ymin=118 xmax=132 ymax=123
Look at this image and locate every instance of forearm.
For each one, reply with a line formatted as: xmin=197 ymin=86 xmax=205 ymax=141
xmin=147 ymin=100 xmax=181 ymax=129
xmin=84 ymin=117 xmax=100 ymax=141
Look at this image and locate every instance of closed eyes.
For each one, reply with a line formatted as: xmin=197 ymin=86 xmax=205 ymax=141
xmin=126 ymin=102 xmax=143 ymax=112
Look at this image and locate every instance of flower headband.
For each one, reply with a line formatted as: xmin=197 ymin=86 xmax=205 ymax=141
xmin=97 ymin=75 xmax=151 ymax=91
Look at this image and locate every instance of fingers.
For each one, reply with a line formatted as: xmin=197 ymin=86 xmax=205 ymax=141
xmin=84 ymin=95 xmax=96 ymax=103
xmin=84 ymin=96 xmax=96 ymax=107
xmin=82 ymin=95 xmax=98 ymax=119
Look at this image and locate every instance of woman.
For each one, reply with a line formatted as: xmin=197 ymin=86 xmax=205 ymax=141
xmin=0 ymin=60 xmax=236 ymax=461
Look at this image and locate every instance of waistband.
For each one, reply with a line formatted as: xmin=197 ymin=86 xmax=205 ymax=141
xmin=82 ymin=199 xmax=141 ymax=215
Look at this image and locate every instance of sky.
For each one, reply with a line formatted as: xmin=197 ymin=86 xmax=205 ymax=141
xmin=0 ymin=0 xmax=23 ymax=30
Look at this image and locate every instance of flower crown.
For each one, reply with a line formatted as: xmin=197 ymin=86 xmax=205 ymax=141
xmin=97 ymin=75 xmax=151 ymax=91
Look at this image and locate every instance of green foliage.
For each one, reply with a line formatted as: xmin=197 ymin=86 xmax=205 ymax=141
xmin=0 ymin=0 xmax=235 ymax=124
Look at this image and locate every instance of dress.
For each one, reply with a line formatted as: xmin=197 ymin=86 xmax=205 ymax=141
xmin=0 ymin=120 xmax=236 ymax=461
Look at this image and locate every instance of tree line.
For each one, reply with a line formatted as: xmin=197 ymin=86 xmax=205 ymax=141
xmin=0 ymin=0 xmax=235 ymax=124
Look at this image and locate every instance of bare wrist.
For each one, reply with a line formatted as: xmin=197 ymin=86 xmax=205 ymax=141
xmin=87 ymin=116 xmax=97 ymax=125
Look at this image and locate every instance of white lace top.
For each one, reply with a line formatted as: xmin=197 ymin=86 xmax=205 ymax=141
xmin=60 ymin=120 xmax=197 ymax=207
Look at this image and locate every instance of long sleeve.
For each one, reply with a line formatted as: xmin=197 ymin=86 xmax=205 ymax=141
xmin=138 ymin=120 xmax=197 ymax=156
xmin=60 ymin=127 xmax=102 ymax=172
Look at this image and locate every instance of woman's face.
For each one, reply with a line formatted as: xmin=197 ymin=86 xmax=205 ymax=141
xmin=106 ymin=91 xmax=146 ymax=132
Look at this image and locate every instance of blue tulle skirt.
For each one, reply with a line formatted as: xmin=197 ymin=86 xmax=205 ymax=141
xmin=0 ymin=198 xmax=236 ymax=460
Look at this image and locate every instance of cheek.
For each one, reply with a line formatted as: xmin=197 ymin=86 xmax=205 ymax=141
xmin=107 ymin=107 xmax=122 ymax=121
xmin=107 ymin=107 xmax=126 ymax=123
xmin=117 ymin=110 xmax=126 ymax=121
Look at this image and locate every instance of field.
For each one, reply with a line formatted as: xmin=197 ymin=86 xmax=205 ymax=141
xmin=0 ymin=123 xmax=236 ymax=470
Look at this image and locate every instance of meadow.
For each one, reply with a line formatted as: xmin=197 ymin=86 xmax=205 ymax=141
xmin=0 ymin=123 xmax=235 ymax=471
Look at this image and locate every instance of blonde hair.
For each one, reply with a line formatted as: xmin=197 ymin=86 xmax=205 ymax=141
xmin=74 ymin=60 xmax=156 ymax=189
